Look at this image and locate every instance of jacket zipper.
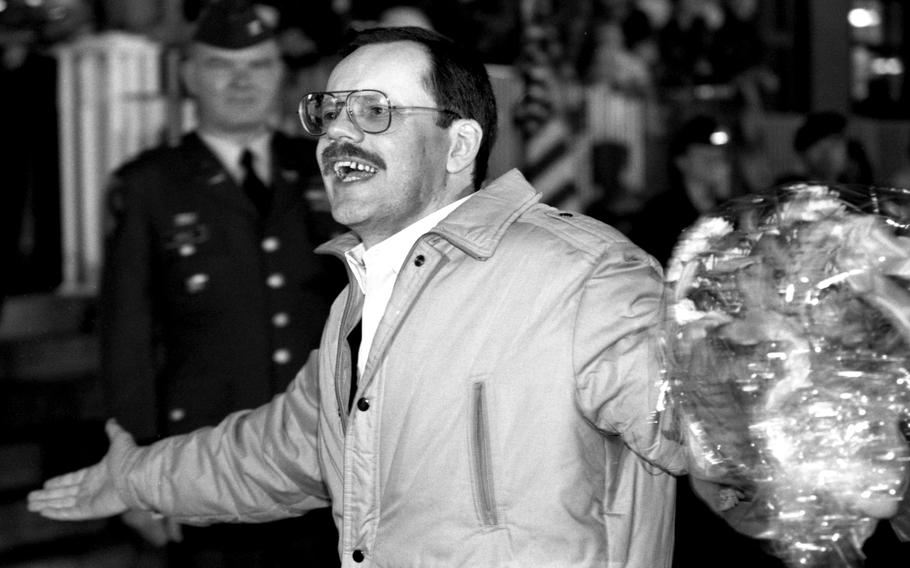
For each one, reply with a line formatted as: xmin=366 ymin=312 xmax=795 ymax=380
xmin=471 ymin=382 xmax=498 ymax=526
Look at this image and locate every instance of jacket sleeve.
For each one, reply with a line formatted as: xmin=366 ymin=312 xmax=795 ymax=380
xmin=100 ymin=173 xmax=159 ymax=441
xmin=573 ymin=240 xmax=686 ymax=475
xmin=113 ymin=349 xmax=328 ymax=524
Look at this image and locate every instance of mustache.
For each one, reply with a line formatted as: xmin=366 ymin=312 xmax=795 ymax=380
xmin=320 ymin=143 xmax=387 ymax=175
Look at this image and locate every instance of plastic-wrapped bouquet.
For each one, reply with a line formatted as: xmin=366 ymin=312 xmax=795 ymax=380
xmin=666 ymin=183 xmax=910 ymax=566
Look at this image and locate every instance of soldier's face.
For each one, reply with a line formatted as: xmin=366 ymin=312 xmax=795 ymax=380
xmin=184 ymin=40 xmax=283 ymax=135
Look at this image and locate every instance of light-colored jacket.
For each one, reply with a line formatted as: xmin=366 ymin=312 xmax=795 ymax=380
xmin=116 ymin=170 xmax=686 ymax=567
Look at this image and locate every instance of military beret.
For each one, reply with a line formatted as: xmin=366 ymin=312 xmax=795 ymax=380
xmin=193 ymin=0 xmax=277 ymax=49
xmin=793 ymin=111 xmax=847 ymax=154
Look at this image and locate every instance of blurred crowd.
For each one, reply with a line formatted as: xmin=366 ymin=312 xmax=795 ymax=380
xmin=0 ymin=0 xmax=778 ymax=97
xmin=3 ymin=0 xmax=910 ymax=292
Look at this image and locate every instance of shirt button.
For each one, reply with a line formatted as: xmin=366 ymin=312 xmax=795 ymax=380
xmin=273 ymin=348 xmax=291 ymax=364
xmin=168 ymin=408 xmax=186 ymax=422
xmin=352 ymin=549 xmax=365 ymax=563
xmin=267 ymin=273 xmax=285 ymax=288
xmin=356 ymin=397 xmax=370 ymax=411
xmin=413 ymin=254 xmax=425 ymax=267
xmin=272 ymin=312 xmax=290 ymax=327
xmin=262 ymin=237 xmax=280 ymax=252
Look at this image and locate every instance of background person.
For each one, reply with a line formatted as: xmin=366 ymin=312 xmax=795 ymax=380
xmin=99 ymin=1 xmax=343 ymax=565
xmin=628 ymin=114 xmax=738 ymax=266
xmin=775 ymin=110 xmax=875 ymax=186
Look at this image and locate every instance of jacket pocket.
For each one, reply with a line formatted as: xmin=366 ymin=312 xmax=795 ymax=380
xmin=469 ymin=381 xmax=499 ymax=527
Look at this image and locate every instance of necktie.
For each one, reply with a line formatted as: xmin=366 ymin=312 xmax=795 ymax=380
xmin=347 ymin=319 xmax=362 ymax=412
xmin=240 ymin=148 xmax=272 ymax=219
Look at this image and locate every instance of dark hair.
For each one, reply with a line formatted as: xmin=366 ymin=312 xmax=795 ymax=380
xmin=341 ymin=26 xmax=497 ymax=190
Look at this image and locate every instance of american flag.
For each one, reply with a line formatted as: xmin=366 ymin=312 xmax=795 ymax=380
xmin=513 ymin=0 xmax=589 ymax=211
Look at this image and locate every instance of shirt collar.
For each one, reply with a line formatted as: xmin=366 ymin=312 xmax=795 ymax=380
xmin=198 ymin=131 xmax=272 ymax=184
xmin=345 ymin=194 xmax=471 ymax=293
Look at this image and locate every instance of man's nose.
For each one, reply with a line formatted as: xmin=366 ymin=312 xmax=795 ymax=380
xmin=325 ymin=107 xmax=365 ymax=142
xmin=229 ymin=67 xmax=255 ymax=87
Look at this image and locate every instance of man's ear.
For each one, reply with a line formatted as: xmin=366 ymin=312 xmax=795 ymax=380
xmin=446 ymin=119 xmax=483 ymax=175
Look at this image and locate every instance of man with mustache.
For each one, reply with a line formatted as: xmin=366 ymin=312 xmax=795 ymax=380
xmin=30 ymin=25 xmax=685 ymax=567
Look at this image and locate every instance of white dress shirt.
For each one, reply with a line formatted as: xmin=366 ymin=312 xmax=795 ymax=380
xmin=344 ymin=195 xmax=471 ymax=377
xmin=199 ymin=131 xmax=272 ymax=185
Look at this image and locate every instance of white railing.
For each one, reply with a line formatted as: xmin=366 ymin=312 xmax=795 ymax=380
xmin=56 ymin=32 xmax=167 ymax=294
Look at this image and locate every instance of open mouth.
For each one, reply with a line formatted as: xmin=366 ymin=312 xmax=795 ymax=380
xmin=332 ymin=159 xmax=379 ymax=182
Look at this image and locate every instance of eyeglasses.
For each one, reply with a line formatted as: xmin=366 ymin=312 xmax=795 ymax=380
xmin=298 ymin=89 xmax=461 ymax=136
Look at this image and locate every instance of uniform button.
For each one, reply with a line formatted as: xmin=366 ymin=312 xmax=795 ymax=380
xmin=178 ymin=244 xmax=196 ymax=256
xmin=272 ymin=312 xmax=290 ymax=327
xmin=267 ymin=273 xmax=285 ymax=288
xmin=262 ymin=237 xmax=280 ymax=252
xmin=185 ymin=273 xmax=209 ymax=293
xmin=413 ymin=254 xmax=425 ymax=266
xmin=273 ymin=348 xmax=291 ymax=364
xmin=168 ymin=408 xmax=186 ymax=422
xmin=356 ymin=397 xmax=370 ymax=411
xmin=352 ymin=549 xmax=365 ymax=563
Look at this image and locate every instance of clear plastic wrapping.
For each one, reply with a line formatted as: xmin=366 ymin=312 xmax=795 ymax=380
xmin=666 ymin=184 xmax=910 ymax=566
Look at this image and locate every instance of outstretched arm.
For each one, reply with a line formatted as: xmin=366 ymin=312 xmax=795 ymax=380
xmin=27 ymin=419 xmax=136 ymax=520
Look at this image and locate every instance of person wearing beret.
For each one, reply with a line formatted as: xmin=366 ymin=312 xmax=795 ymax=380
xmin=775 ymin=110 xmax=875 ymax=187
xmin=99 ymin=1 xmax=343 ymax=566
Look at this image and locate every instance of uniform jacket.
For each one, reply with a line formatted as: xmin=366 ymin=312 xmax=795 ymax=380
xmin=101 ymin=131 xmax=342 ymax=440
xmin=116 ymin=170 xmax=686 ymax=567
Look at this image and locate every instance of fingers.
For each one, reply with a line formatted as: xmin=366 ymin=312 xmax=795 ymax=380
xmin=106 ymin=419 xmax=138 ymax=457
xmin=27 ymin=486 xmax=91 ymax=520
xmin=166 ymin=518 xmax=184 ymax=543
xmin=27 ymin=470 xmax=88 ymax=510
xmin=42 ymin=469 xmax=88 ymax=489
xmin=33 ymin=506 xmax=100 ymax=521
xmin=122 ymin=510 xmax=171 ymax=547
xmin=106 ymin=418 xmax=130 ymax=442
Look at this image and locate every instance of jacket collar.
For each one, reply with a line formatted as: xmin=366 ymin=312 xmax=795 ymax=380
xmin=316 ymin=169 xmax=540 ymax=261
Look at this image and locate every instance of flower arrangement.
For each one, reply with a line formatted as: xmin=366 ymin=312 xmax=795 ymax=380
xmin=666 ymin=183 xmax=910 ymax=567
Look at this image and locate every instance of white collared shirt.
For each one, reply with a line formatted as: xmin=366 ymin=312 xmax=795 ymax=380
xmin=199 ymin=131 xmax=272 ymax=185
xmin=344 ymin=195 xmax=471 ymax=377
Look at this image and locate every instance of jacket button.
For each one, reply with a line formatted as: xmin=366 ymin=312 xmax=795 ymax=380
xmin=272 ymin=312 xmax=289 ymax=327
xmin=356 ymin=397 xmax=370 ymax=411
xmin=168 ymin=408 xmax=186 ymax=422
xmin=267 ymin=273 xmax=285 ymax=288
xmin=352 ymin=549 xmax=365 ymax=562
xmin=413 ymin=254 xmax=425 ymax=266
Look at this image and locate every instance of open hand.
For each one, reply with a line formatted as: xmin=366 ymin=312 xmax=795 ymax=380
xmin=27 ymin=419 xmax=135 ymax=521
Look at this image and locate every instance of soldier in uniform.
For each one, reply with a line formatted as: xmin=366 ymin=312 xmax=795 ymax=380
xmin=99 ymin=1 xmax=343 ymax=566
